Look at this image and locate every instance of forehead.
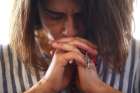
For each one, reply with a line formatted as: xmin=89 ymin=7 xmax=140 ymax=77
xmin=40 ymin=0 xmax=80 ymax=13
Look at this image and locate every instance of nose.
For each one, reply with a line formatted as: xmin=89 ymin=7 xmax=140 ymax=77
xmin=63 ymin=16 xmax=76 ymax=37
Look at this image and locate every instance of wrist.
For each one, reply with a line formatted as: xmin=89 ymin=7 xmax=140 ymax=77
xmin=90 ymin=81 xmax=121 ymax=93
xmin=24 ymin=77 xmax=57 ymax=93
xmin=88 ymin=80 xmax=107 ymax=93
xmin=40 ymin=77 xmax=57 ymax=93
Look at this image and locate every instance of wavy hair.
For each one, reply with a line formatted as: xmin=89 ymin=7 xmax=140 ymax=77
xmin=10 ymin=0 xmax=134 ymax=72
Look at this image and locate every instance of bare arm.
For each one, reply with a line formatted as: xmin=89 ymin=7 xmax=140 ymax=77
xmin=97 ymin=83 xmax=121 ymax=93
xmin=24 ymin=77 xmax=56 ymax=93
xmin=89 ymin=79 xmax=121 ymax=93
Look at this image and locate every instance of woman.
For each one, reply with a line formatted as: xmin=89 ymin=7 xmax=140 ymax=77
xmin=0 ymin=0 xmax=138 ymax=93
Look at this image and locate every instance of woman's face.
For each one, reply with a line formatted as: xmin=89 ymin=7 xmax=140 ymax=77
xmin=39 ymin=0 xmax=85 ymax=40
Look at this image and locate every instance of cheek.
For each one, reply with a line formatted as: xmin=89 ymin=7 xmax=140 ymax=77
xmin=48 ymin=24 xmax=65 ymax=39
xmin=43 ymin=17 xmax=64 ymax=28
xmin=76 ymin=21 xmax=86 ymax=37
xmin=78 ymin=22 xmax=85 ymax=32
xmin=42 ymin=18 xmax=65 ymax=39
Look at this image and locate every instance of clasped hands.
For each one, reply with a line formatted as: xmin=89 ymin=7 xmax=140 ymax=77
xmin=43 ymin=37 xmax=103 ymax=93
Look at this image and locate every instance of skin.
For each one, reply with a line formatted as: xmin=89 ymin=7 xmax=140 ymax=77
xmin=25 ymin=0 xmax=121 ymax=93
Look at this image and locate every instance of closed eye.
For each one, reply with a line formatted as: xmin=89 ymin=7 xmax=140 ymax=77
xmin=43 ymin=9 xmax=65 ymax=20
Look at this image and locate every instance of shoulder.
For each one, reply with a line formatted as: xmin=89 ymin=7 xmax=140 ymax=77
xmin=128 ymin=38 xmax=140 ymax=66
xmin=131 ymin=39 xmax=140 ymax=72
xmin=0 ymin=44 xmax=9 ymax=60
xmin=133 ymin=56 xmax=140 ymax=93
xmin=0 ymin=44 xmax=15 ymax=63
xmin=132 ymin=39 xmax=140 ymax=93
xmin=132 ymin=38 xmax=140 ymax=52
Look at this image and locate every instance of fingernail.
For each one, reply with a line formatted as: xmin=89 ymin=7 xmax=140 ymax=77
xmin=69 ymin=60 xmax=73 ymax=64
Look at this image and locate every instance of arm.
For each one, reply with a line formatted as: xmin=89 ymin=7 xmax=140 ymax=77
xmin=91 ymin=81 xmax=122 ymax=93
xmin=102 ymin=86 xmax=121 ymax=93
xmin=24 ymin=77 xmax=56 ymax=93
xmin=24 ymin=40 xmax=86 ymax=93
xmin=54 ymin=37 xmax=122 ymax=93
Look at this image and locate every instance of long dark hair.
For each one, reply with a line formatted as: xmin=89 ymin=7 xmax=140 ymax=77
xmin=10 ymin=0 xmax=134 ymax=72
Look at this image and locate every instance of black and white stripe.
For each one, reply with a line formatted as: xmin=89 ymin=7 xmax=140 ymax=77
xmin=95 ymin=39 xmax=140 ymax=93
xmin=0 ymin=39 xmax=139 ymax=93
xmin=0 ymin=45 xmax=44 ymax=93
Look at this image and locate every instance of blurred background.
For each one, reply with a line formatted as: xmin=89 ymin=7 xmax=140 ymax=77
xmin=0 ymin=0 xmax=140 ymax=45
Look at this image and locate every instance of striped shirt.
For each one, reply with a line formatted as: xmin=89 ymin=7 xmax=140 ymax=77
xmin=0 ymin=39 xmax=140 ymax=93
xmin=133 ymin=40 xmax=140 ymax=93
xmin=133 ymin=58 xmax=140 ymax=93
